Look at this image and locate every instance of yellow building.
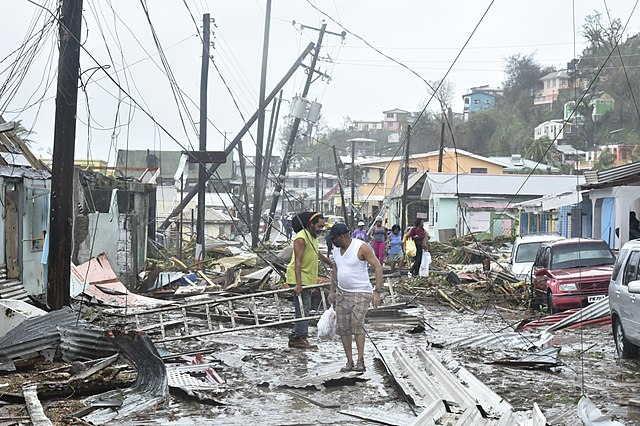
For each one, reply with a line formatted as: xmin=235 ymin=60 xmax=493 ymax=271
xmin=356 ymin=148 xmax=506 ymax=218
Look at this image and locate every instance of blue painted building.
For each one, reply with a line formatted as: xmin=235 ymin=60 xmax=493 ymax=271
xmin=462 ymin=85 xmax=503 ymax=120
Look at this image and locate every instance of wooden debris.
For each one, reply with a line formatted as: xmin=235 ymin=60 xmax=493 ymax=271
xmin=22 ymin=383 xmax=53 ymax=426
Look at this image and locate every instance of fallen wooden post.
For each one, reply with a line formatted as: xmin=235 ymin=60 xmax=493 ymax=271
xmin=22 ymin=383 xmax=53 ymax=426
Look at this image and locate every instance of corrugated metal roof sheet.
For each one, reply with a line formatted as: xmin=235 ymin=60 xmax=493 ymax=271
xmin=0 ymin=279 xmax=29 ymax=301
xmin=0 ymin=165 xmax=50 ymax=179
xmin=59 ymin=326 xmax=118 ymax=362
xmin=422 ymin=173 xmax=584 ymax=199
xmin=447 ymin=331 xmax=550 ymax=350
xmin=583 ymin=161 xmax=640 ymax=185
xmin=0 ymin=307 xmax=79 ymax=369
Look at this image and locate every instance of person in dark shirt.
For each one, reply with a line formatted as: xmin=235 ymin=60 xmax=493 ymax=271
xmin=407 ymin=218 xmax=429 ymax=276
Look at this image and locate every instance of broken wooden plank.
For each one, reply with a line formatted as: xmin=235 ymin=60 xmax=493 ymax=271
xmin=22 ymin=383 xmax=53 ymax=426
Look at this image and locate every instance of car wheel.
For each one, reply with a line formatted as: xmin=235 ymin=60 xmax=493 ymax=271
xmin=547 ymin=291 xmax=558 ymax=314
xmin=613 ymin=317 xmax=640 ymax=359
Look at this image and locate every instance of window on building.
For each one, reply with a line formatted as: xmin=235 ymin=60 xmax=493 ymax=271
xmin=307 ymin=178 xmax=315 ymax=187
xmin=464 ymin=98 xmax=470 ymax=104
xmin=386 ymin=113 xmax=395 ymax=119
xmin=293 ymin=179 xmax=299 ymax=188
xmin=473 ymin=99 xmax=479 ymax=105
xmin=485 ymin=98 xmax=492 ymax=105
xmin=470 ymin=167 xmax=488 ymax=174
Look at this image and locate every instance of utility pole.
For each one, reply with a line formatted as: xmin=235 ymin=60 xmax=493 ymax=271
xmin=333 ymin=145 xmax=348 ymax=221
xmin=157 ymin=43 xmax=314 ymax=233
xmin=264 ymin=23 xmax=333 ymax=241
xmin=261 ymin=90 xmax=283 ymax=196
xmin=437 ymin=111 xmax=445 ymax=172
xmin=251 ymin=0 xmax=272 ymax=248
xmin=315 ymin=156 xmax=320 ymax=211
xmin=237 ymin=141 xmax=251 ymax=229
xmin=350 ymin=139 xmax=356 ymax=227
xmin=196 ymin=13 xmax=211 ymax=264
xmin=401 ymin=125 xmax=411 ymax=234
xmin=48 ymin=0 xmax=83 ymax=309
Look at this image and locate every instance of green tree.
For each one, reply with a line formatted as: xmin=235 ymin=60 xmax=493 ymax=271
xmin=13 ymin=120 xmax=35 ymax=145
xmin=594 ymin=149 xmax=616 ymax=170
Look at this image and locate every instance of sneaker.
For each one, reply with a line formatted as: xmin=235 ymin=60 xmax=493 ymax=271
xmin=340 ymin=361 xmax=354 ymax=372
xmin=353 ymin=361 xmax=366 ymax=372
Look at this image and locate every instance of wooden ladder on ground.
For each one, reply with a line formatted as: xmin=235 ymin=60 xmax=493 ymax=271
xmin=101 ymin=283 xmax=330 ymax=343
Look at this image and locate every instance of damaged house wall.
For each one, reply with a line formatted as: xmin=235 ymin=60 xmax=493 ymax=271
xmin=0 ymin=170 xmax=50 ymax=297
xmin=73 ymin=169 xmax=154 ymax=288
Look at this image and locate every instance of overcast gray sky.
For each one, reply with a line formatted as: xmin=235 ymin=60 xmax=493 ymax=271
xmin=1 ymin=0 xmax=638 ymax=165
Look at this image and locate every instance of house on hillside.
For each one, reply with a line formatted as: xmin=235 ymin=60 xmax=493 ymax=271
xmin=533 ymin=70 xmax=586 ymax=107
xmin=564 ymin=95 xmax=615 ymax=122
xmin=421 ymin=173 xmax=583 ymax=242
xmin=462 ymin=85 xmax=503 ymax=120
xmin=534 ymin=119 xmax=574 ymax=142
xmin=383 ymin=108 xmax=411 ymax=132
xmin=580 ymin=161 xmax=640 ymax=249
xmin=356 ymin=148 xmax=506 ymax=220
xmin=352 ymin=120 xmax=383 ymax=132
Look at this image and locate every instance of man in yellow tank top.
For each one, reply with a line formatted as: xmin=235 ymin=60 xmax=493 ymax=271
xmin=286 ymin=212 xmax=333 ymax=349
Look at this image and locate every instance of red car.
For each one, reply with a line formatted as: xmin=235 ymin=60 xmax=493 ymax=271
xmin=531 ymin=238 xmax=615 ymax=313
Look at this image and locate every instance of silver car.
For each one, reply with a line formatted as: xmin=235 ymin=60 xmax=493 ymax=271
xmin=609 ymin=240 xmax=640 ymax=358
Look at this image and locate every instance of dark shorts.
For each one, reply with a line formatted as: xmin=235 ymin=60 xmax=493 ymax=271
xmin=335 ymin=290 xmax=371 ymax=336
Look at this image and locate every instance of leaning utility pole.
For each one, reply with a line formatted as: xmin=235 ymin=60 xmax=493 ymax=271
xmin=157 ymin=43 xmax=315 ymax=233
xmin=333 ymin=145 xmax=348 ymax=221
xmin=251 ymin=0 xmax=272 ymax=248
xmin=48 ymin=0 xmax=83 ymax=309
xmin=263 ymin=23 xmax=328 ymax=241
xmin=401 ymin=125 xmax=411 ymax=234
xmin=350 ymin=138 xmax=356 ymax=227
xmin=196 ymin=13 xmax=211 ymax=264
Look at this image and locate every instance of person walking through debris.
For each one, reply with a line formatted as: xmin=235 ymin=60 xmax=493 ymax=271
xmin=352 ymin=221 xmax=368 ymax=242
xmin=408 ymin=218 xmax=429 ymax=277
xmin=369 ymin=216 xmax=388 ymax=263
xmin=386 ymin=224 xmax=404 ymax=274
xmin=286 ymin=211 xmax=333 ymax=349
xmin=284 ymin=215 xmax=293 ymax=240
xmin=328 ymin=223 xmax=383 ymax=372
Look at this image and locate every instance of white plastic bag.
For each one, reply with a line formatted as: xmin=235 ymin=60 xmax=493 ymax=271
xmin=317 ymin=306 xmax=336 ymax=338
xmin=419 ymin=251 xmax=431 ymax=277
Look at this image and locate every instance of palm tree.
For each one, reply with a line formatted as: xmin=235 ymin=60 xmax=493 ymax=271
xmin=13 ymin=120 xmax=35 ymax=146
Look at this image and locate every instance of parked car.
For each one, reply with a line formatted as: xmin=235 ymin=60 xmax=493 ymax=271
xmin=324 ymin=215 xmax=345 ymax=229
xmin=531 ymin=238 xmax=616 ymax=313
xmin=609 ymin=239 xmax=640 ymax=358
xmin=509 ymin=234 xmax=565 ymax=282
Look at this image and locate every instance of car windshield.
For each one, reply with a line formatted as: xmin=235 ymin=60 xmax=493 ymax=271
xmin=514 ymin=242 xmax=542 ymax=263
xmin=550 ymin=242 xmax=615 ymax=269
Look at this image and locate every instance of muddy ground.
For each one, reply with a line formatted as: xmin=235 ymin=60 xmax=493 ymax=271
xmin=1 ymin=287 xmax=638 ymax=425
xmin=154 ymin=294 xmax=640 ymax=425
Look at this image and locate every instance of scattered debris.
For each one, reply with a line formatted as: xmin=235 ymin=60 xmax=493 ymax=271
xmin=577 ymin=395 xmax=624 ymax=426
xmin=276 ymin=371 xmax=368 ymax=390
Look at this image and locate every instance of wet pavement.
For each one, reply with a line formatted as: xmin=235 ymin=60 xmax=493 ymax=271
xmin=144 ymin=298 xmax=638 ymax=425
xmin=1 ymin=295 xmax=637 ymax=425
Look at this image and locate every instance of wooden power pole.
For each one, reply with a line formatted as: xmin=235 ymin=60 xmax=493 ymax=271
xmin=350 ymin=138 xmax=356 ymax=227
xmin=196 ymin=13 xmax=211 ymax=264
xmin=48 ymin=0 xmax=84 ymax=309
xmin=333 ymin=145 xmax=348 ymax=221
xmin=251 ymin=0 xmax=272 ymax=248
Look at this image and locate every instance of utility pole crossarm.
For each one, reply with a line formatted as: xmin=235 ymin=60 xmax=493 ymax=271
xmin=158 ymin=43 xmax=315 ymax=233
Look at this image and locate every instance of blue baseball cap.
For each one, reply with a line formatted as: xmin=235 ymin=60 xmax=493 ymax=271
xmin=328 ymin=223 xmax=349 ymax=239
